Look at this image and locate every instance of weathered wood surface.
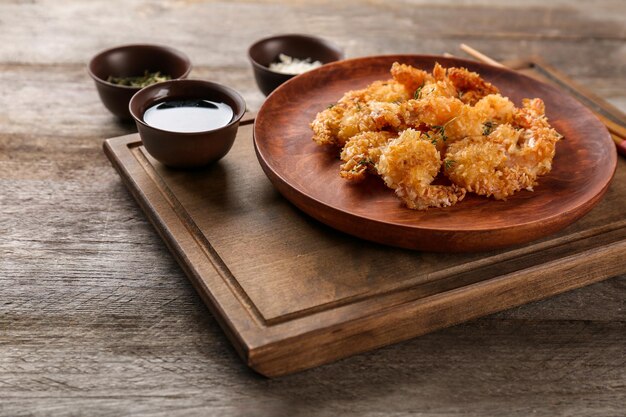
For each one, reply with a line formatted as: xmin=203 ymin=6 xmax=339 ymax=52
xmin=0 ymin=0 xmax=624 ymax=415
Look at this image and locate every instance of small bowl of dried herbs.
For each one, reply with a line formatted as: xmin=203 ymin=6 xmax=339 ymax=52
xmin=88 ymin=44 xmax=191 ymax=120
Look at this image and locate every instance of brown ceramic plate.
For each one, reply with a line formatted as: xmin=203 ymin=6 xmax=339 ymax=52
xmin=253 ymin=55 xmax=617 ymax=252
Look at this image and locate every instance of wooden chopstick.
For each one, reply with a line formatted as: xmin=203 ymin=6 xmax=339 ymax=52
xmin=458 ymin=43 xmax=626 ymax=157
xmin=459 ymin=44 xmax=505 ymax=68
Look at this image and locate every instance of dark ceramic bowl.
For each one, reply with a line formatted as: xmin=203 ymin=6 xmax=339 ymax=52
xmin=129 ymin=79 xmax=246 ymax=168
xmin=248 ymin=34 xmax=344 ymax=96
xmin=88 ymin=44 xmax=192 ymax=120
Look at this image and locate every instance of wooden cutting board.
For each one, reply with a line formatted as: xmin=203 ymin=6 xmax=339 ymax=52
xmin=103 ymin=61 xmax=626 ymax=377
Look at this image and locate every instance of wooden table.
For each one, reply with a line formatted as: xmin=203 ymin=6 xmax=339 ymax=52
xmin=1 ymin=1 xmax=624 ymax=415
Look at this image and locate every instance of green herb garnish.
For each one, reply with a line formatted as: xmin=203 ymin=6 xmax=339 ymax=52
xmin=413 ymin=83 xmax=424 ymax=100
xmin=107 ymin=70 xmax=171 ymax=88
xmin=432 ymin=116 xmax=458 ymax=142
xmin=482 ymin=121 xmax=497 ymax=136
xmin=423 ymin=132 xmax=438 ymax=145
xmin=444 ymin=159 xmax=456 ymax=170
xmin=327 ymin=104 xmax=335 ymax=109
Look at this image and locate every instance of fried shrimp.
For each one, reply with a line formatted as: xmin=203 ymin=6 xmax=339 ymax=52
xmin=310 ymin=62 xmax=498 ymax=147
xmin=511 ymin=98 xmax=561 ymax=177
xmin=447 ymin=66 xmax=500 ymax=105
xmin=340 ymin=131 xmax=395 ymax=181
xmin=312 ymin=98 xmax=407 ymax=148
xmin=390 ymin=62 xmax=432 ymax=94
xmin=397 ymin=96 xmax=464 ymax=130
xmin=311 ymin=80 xmax=409 ymax=147
xmin=474 ymin=94 xmax=515 ymax=125
xmin=310 ymin=62 xmax=561 ymax=209
xmin=381 ymin=93 xmax=515 ymax=147
xmin=377 ymin=129 xmax=466 ymax=209
xmin=444 ymin=98 xmax=561 ymax=200
xmin=430 ymin=93 xmax=515 ymax=144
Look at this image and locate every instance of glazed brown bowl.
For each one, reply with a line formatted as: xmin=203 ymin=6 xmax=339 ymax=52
xmin=88 ymin=44 xmax=192 ymax=120
xmin=248 ymin=34 xmax=344 ymax=96
xmin=129 ymin=79 xmax=246 ymax=168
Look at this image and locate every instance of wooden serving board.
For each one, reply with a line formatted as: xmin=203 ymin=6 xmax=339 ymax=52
xmin=104 ymin=62 xmax=626 ymax=378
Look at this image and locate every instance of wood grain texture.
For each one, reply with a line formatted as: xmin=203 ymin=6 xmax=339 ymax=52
xmin=1 ymin=0 xmax=625 ymax=415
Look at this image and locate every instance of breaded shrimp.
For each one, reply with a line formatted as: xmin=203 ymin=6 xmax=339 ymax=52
xmin=311 ymin=80 xmax=409 ymax=147
xmin=385 ymin=94 xmax=515 ymax=146
xmin=398 ymin=96 xmax=464 ymax=129
xmin=390 ymin=62 xmax=432 ymax=95
xmin=474 ymin=94 xmax=515 ymax=125
xmin=447 ymin=66 xmax=500 ymax=105
xmin=377 ymin=129 xmax=466 ymax=209
xmin=344 ymin=79 xmax=410 ymax=103
xmin=311 ymin=62 xmax=501 ymax=147
xmin=444 ymin=98 xmax=561 ymax=199
xmin=311 ymin=62 xmax=561 ymax=210
xmin=432 ymin=94 xmax=515 ymax=144
xmin=340 ymin=131 xmax=395 ymax=181
xmin=312 ymin=96 xmax=409 ymax=148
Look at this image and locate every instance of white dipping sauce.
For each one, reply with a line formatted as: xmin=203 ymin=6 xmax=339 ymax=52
xmin=143 ymin=99 xmax=234 ymax=133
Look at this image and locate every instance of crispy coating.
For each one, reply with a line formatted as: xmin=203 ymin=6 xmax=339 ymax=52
xmin=377 ymin=129 xmax=466 ymax=210
xmin=445 ymin=98 xmax=561 ymax=200
xmin=434 ymin=94 xmax=515 ymax=143
xmin=311 ymin=80 xmax=409 ymax=147
xmin=340 ymin=131 xmax=395 ymax=181
xmin=474 ymin=94 xmax=516 ymax=124
xmin=344 ymin=79 xmax=409 ymax=103
xmin=310 ymin=62 xmax=561 ymax=209
xmin=311 ymin=62 xmax=506 ymax=148
xmin=379 ymin=93 xmax=516 ymax=146
xmin=398 ymin=96 xmax=464 ymax=130
xmin=447 ymin=66 xmax=500 ymax=105
xmin=390 ymin=62 xmax=432 ymax=94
